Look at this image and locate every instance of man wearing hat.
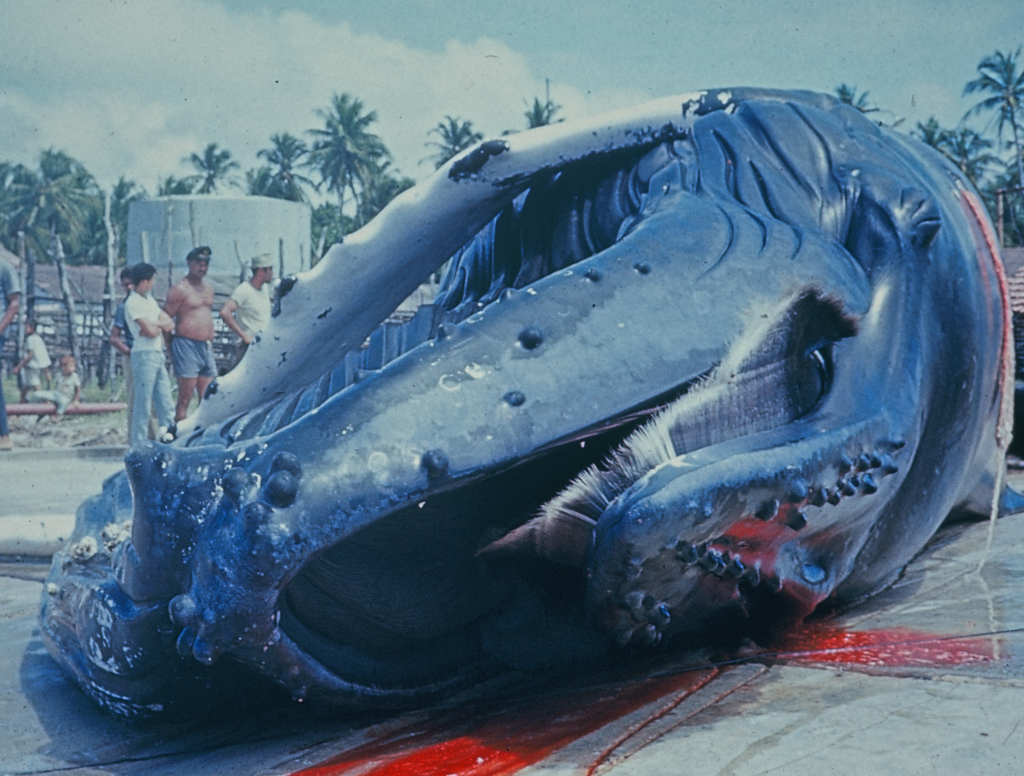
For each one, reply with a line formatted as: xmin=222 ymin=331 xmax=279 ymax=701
xmin=163 ymin=245 xmax=217 ymax=421
xmin=220 ymin=253 xmax=275 ymax=364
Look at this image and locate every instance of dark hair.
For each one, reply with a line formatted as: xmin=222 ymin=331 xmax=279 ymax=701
xmin=119 ymin=266 xmax=133 ymax=281
xmin=129 ymin=262 xmax=157 ymax=286
xmin=25 ymin=318 xmax=37 ymax=330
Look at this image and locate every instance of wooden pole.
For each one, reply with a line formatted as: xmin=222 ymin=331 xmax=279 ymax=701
xmin=98 ymin=190 xmax=116 ymax=387
xmin=996 ymin=186 xmax=1024 ymax=250
xmin=25 ymin=246 xmax=36 ymax=322
xmin=166 ymin=204 xmax=175 ymax=290
xmin=998 ymin=190 xmax=1005 ymax=249
xmin=15 ymin=231 xmax=26 ymax=362
xmin=233 ymin=240 xmax=246 ymax=284
xmin=51 ymin=231 xmax=81 ymax=367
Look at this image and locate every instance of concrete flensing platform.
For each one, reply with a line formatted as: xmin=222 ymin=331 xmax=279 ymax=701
xmin=5 ymin=505 xmax=1024 ymax=773
xmin=0 ymin=446 xmax=126 ymax=557
xmin=0 ymin=514 xmax=77 ymax=557
xmin=0 ymin=444 xmax=127 ymax=460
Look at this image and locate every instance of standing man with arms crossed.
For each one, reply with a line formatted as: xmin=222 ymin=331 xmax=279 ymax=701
xmin=163 ymin=245 xmax=217 ymax=422
xmin=110 ymin=267 xmax=160 ymax=441
xmin=0 ymin=253 xmax=21 ymax=450
xmin=220 ymin=253 xmax=274 ymax=365
xmin=124 ymin=262 xmax=175 ymax=448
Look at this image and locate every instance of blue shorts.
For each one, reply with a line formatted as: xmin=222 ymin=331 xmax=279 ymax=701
xmin=170 ymin=336 xmax=217 ymax=379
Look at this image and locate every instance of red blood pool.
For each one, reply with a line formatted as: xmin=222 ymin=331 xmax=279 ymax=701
xmin=290 ymin=667 xmax=717 ymax=775
xmin=772 ymin=624 xmax=997 ymax=668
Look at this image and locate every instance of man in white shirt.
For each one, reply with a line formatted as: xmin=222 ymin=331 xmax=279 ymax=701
xmin=124 ymin=262 xmax=176 ymax=447
xmin=220 ymin=253 xmax=274 ymax=365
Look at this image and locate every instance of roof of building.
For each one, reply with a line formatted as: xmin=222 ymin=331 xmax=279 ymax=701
xmin=1001 ymin=248 xmax=1024 ymax=314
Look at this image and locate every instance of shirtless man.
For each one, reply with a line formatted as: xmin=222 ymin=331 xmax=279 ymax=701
xmin=163 ymin=245 xmax=217 ymax=421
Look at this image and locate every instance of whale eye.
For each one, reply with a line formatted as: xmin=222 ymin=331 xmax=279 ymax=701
xmin=808 ymin=346 xmax=830 ymax=392
xmin=788 ymin=347 xmax=831 ymax=417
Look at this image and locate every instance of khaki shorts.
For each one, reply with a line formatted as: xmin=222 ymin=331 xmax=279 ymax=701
xmin=21 ymin=366 xmax=44 ymax=389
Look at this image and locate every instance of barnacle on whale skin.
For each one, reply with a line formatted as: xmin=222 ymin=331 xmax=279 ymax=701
xmin=39 ymin=87 xmax=1021 ymax=717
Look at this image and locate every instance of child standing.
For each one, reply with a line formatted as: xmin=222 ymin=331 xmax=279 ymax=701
xmin=13 ymin=319 xmax=52 ymax=402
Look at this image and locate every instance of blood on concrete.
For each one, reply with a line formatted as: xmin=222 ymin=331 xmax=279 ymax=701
xmin=291 ymin=667 xmax=717 ymax=776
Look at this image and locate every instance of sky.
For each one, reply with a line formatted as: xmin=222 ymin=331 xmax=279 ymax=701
xmin=1 ymin=0 xmax=1022 ymax=194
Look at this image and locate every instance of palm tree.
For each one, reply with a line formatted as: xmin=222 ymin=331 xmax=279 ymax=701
xmin=835 ymin=83 xmax=904 ymax=128
xmin=835 ymin=84 xmax=874 ymax=113
xmin=257 ymin=133 xmax=313 ymax=202
xmin=310 ymin=202 xmax=350 ymax=264
xmin=912 ymin=118 xmax=995 ymax=187
xmin=425 ymin=116 xmax=483 ymax=169
xmin=245 ymin=166 xmax=276 ymax=197
xmin=307 ymin=93 xmax=388 ymax=231
xmin=185 ymin=142 xmax=240 ymax=194
xmin=914 ymin=117 xmax=950 ymax=149
xmin=524 ymin=79 xmax=562 ymax=128
xmin=0 ymin=162 xmax=34 ymax=244
xmin=357 ymin=161 xmax=415 ymax=224
xmin=109 ymin=177 xmax=145 ymax=251
xmin=4 ymin=149 xmax=98 ymax=262
xmin=157 ymin=175 xmax=193 ymax=196
xmin=964 ymin=47 xmax=1024 ymax=190
xmin=939 ymin=126 xmax=998 ymax=188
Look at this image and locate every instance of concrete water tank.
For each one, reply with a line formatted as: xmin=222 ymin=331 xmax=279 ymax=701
xmin=126 ymin=196 xmax=311 ymax=282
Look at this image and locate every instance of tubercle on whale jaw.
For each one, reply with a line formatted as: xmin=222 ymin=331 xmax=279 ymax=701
xmin=113 ymin=443 xmax=311 ymax=668
xmin=596 ymin=436 xmax=907 ymax=649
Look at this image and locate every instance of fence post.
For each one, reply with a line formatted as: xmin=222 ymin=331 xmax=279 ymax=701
xmin=15 ymin=231 xmax=26 ymax=363
xmin=998 ymin=189 xmax=1005 ymax=249
xmin=97 ymin=190 xmax=117 ymax=387
xmin=51 ymin=232 xmax=81 ymax=368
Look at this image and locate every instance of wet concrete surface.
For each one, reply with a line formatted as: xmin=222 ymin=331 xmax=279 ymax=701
xmin=0 ymin=448 xmax=125 ymax=556
xmin=2 ymin=465 xmax=1024 ymax=774
xmin=0 ymin=447 xmax=125 ymax=519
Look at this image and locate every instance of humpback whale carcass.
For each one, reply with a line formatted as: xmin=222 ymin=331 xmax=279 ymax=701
xmin=40 ymin=88 xmax=1020 ymax=717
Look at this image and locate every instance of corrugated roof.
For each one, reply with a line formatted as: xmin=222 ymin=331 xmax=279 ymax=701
xmin=1003 ymin=248 xmax=1024 ymax=314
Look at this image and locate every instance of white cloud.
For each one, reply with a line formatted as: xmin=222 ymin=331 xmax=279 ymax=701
xmin=0 ymin=0 xmax=642 ymax=192
xmin=3 ymin=0 xmax=1019 ymax=195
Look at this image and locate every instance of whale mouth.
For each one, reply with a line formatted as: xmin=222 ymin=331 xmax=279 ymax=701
xmin=277 ymin=286 xmax=857 ymax=690
xmin=174 ymin=131 xmax=862 ymax=695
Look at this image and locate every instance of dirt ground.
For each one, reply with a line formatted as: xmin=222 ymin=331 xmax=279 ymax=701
xmin=2 ymin=409 xmax=127 ymax=449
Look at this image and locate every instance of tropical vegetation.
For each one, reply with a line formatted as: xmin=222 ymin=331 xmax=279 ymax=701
xmin=3 ymin=55 xmax=1024 ymax=272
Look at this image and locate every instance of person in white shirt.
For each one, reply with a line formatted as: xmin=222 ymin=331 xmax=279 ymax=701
xmin=13 ymin=318 xmax=52 ymax=402
xmin=124 ymin=262 xmax=176 ymax=447
xmin=30 ymin=353 xmax=81 ymax=416
xmin=220 ymin=253 xmax=274 ymax=365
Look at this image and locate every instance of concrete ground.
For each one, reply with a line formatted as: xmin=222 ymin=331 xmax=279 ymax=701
xmin=0 ymin=447 xmax=125 ymax=556
xmin=2 ymin=451 xmax=1024 ymax=774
